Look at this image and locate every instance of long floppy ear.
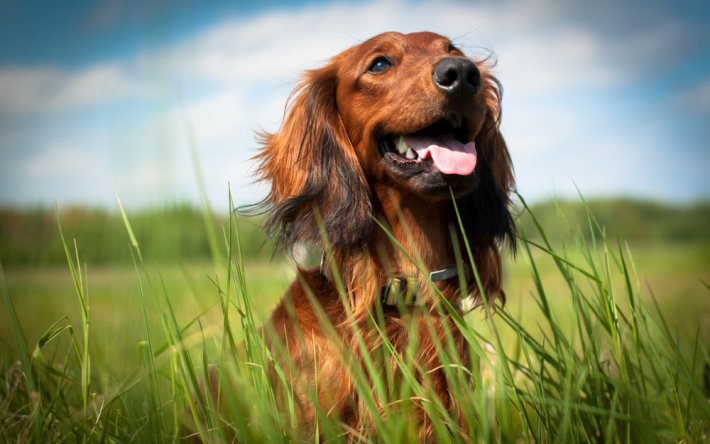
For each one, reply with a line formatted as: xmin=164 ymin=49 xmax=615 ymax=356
xmin=456 ymin=72 xmax=516 ymax=248
xmin=255 ymin=63 xmax=373 ymax=256
xmin=454 ymin=71 xmax=515 ymax=305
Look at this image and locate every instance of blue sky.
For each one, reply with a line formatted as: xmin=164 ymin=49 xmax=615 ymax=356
xmin=0 ymin=0 xmax=708 ymax=210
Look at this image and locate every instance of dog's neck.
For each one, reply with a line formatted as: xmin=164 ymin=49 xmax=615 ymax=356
xmin=371 ymin=186 xmax=456 ymax=277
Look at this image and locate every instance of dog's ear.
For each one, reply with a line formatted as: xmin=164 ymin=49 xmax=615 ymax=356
xmin=457 ymin=72 xmax=516 ymax=248
xmin=454 ymin=72 xmax=515 ymax=305
xmin=255 ymin=63 xmax=373 ymax=256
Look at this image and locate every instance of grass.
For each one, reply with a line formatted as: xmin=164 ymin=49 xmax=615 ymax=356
xmin=1 ymin=262 xmax=291 ymax=380
xmin=0 ymin=197 xmax=709 ymax=442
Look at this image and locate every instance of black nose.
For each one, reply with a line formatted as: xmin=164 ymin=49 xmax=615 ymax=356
xmin=433 ymin=58 xmax=481 ymax=97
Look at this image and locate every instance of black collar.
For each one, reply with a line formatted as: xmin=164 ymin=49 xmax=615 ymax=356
xmin=318 ymin=253 xmax=471 ymax=310
xmin=381 ymin=266 xmax=466 ymax=307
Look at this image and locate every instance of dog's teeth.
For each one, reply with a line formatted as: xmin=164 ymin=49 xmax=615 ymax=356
xmin=405 ymin=148 xmax=416 ymax=160
xmin=396 ymin=136 xmax=408 ymax=155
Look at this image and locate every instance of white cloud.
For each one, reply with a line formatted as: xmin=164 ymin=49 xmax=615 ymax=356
xmin=0 ymin=67 xmax=62 ymax=116
xmin=2 ymin=132 xmax=116 ymax=207
xmin=21 ymin=142 xmax=105 ymax=178
xmin=495 ymin=27 xmax=623 ymax=93
xmin=0 ymin=62 xmax=156 ymax=117
xmin=173 ymin=88 xmax=250 ymax=148
xmin=49 ymin=63 xmax=150 ymax=111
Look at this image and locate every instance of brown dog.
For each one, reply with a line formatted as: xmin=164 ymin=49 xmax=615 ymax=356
xmin=255 ymin=31 xmax=515 ymax=439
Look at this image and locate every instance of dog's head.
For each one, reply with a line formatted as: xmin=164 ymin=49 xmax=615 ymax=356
xmin=256 ymin=31 xmax=515 ymax=255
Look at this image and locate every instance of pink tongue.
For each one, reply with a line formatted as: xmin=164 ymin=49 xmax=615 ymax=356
xmin=402 ymin=135 xmax=477 ymax=176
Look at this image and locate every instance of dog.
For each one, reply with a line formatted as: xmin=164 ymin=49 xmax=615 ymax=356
xmin=254 ymin=31 xmax=515 ymax=440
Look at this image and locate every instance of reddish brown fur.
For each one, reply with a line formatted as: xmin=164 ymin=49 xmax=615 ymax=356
xmin=255 ymin=31 xmax=515 ymax=440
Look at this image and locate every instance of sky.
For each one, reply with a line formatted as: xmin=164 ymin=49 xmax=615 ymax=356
xmin=0 ymin=0 xmax=708 ymax=211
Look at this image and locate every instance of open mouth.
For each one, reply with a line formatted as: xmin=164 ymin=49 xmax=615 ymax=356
xmin=379 ymin=114 xmax=477 ymax=176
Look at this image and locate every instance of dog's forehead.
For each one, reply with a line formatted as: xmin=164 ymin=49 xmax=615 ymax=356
xmin=350 ymin=31 xmax=451 ymax=55
xmin=402 ymin=31 xmax=452 ymax=48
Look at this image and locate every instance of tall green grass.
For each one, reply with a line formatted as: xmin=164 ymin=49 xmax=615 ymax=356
xmin=1 ymin=195 xmax=708 ymax=442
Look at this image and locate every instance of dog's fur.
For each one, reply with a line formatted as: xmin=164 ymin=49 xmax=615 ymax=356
xmin=255 ymin=31 xmax=515 ymax=439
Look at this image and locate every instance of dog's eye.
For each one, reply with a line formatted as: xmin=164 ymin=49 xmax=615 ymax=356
xmin=367 ymin=56 xmax=392 ymax=74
